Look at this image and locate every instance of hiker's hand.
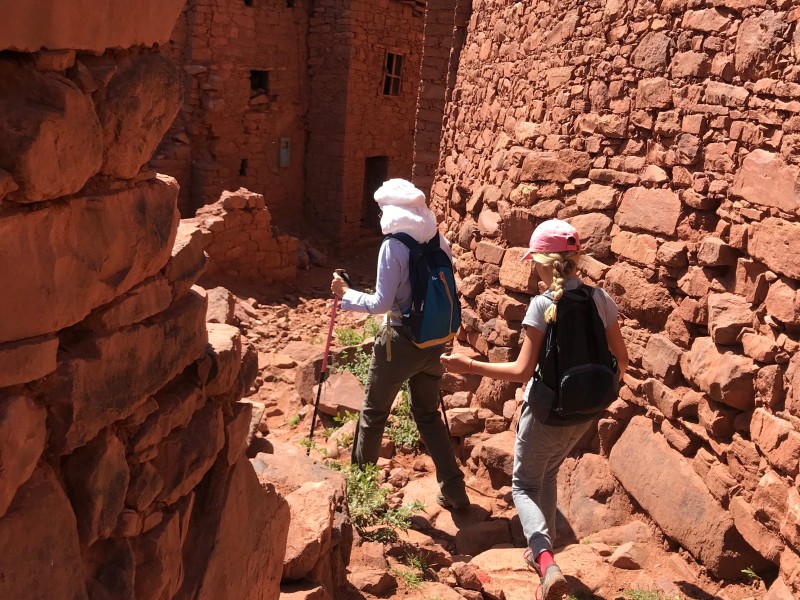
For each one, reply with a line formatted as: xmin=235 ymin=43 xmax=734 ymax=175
xmin=441 ymin=353 xmax=472 ymax=373
xmin=331 ymin=272 xmax=349 ymax=299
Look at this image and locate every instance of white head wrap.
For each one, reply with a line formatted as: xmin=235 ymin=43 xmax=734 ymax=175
xmin=374 ymin=178 xmax=438 ymax=243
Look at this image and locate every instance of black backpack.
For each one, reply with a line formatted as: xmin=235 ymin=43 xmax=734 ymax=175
xmin=387 ymin=232 xmax=461 ymax=348
xmin=527 ymin=284 xmax=619 ymax=426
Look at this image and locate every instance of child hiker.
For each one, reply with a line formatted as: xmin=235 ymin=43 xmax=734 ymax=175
xmin=441 ymin=219 xmax=629 ymax=600
xmin=330 ymin=178 xmax=470 ymax=510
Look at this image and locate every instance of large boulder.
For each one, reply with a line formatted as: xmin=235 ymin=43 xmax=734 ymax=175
xmin=0 ymin=466 xmax=88 ymax=600
xmin=610 ymin=417 xmax=769 ymax=578
xmin=0 ymin=175 xmax=180 ymax=344
xmin=44 ymin=289 xmax=208 ymax=453
xmin=95 ymin=54 xmax=182 ymax=179
xmin=0 ymin=61 xmax=102 ymax=202
xmin=0 ymin=396 xmax=46 ymax=517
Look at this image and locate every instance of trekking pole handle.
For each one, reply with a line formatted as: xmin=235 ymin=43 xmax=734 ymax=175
xmin=334 ymin=268 xmax=352 ymax=288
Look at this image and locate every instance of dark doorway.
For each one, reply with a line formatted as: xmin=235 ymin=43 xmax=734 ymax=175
xmin=363 ymin=156 xmax=388 ymax=229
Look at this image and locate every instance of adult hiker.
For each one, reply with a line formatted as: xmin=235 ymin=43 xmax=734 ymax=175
xmin=330 ymin=178 xmax=469 ymax=510
xmin=441 ymin=219 xmax=629 ymax=600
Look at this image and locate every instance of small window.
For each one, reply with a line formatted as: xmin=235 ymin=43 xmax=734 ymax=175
xmin=239 ymin=159 xmax=248 ymax=177
xmin=250 ymin=70 xmax=269 ymax=95
xmin=244 ymin=0 xmax=253 ymax=5
xmin=382 ymin=52 xmax=403 ymax=97
xmin=286 ymin=0 xmax=294 ymax=5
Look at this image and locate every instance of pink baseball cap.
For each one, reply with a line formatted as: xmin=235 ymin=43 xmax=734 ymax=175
xmin=520 ymin=219 xmax=581 ymax=261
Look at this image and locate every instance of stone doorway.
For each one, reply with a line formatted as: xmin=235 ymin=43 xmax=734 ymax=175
xmin=362 ymin=156 xmax=388 ymax=230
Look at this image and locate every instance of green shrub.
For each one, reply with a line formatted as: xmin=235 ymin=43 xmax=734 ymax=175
xmin=335 ymin=347 xmax=373 ymax=387
xmin=344 ymin=463 xmax=424 ymax=542
xmin=335 ymin=327 xmax=365 ymax=347
xmin=287 ymin=414 xmax=300 ymax=428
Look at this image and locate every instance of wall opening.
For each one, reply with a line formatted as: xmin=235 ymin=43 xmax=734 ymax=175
xmin=382 ymin=52 xmax=403 ymax=96
xmin=363 ymin=156 xmax=388 ymax=229
xmin=250 ymin=70 xmax=269 ymax=95
xmin=239 ymin=159 xmax=249 ymax=177
xmin=244 ymin=0 xmax=253 ymax=6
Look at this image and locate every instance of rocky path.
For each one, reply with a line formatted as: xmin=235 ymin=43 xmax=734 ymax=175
xmin=203 ymin=252 xmax=774 ymax=600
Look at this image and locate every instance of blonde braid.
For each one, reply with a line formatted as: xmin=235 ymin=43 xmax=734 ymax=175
xmin=532 ymin=251 xmax=582 ymax=323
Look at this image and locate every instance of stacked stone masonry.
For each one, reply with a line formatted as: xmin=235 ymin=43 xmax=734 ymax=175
xmin=187 ymin=187 xmax=298 ymax=286
xmin=427 ymin=0 xmax=800 ymax=592
xmin=0 ymin=3 xmax=295 ymax=599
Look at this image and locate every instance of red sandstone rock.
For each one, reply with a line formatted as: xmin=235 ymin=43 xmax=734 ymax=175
xmin=520 ymin=149 xmax=590 ymax=183
xmin=642 ymin=335 xmax=682 ymax=386
xmin=707 ymin=293 xmax=753 ymax=345
xmin=313 ymin=370 xmax=364 ymax=417
xmin=610 ymin=416 xmax=767 ymax=578
xmin=63 ymin=430 xmax=130 ymax=545
xmin=164 ymin=222 xmax=207 ymax=300
xmin=455 ymin=519 xmax=511 ymax=557
xmin=206 ymin=323 xmax=243 ymax=397
xmin=0 ymin=61 xmax=102 ymax=202
xmin=283 ymin=480 xmax=338 ymax=580
xmin=680 ymin=336 xmax=756 ymax=411
xmin=477 ymin=430 xmax=515 ymax=488
xmin=750 ymin=218 xmax=800 ymax=281
xmin=729 ymin=496 xmax=783 ymax=565
xmin=731 ymin=150 xmax=800 ymax=214
xmin=46 ymin=288 xmax=208 ymax=452
xmin=750 ymin=408 xmax=800 ymax=477
xmin=151 ymin=401 xmax=224 ymax=505
xmin=498 ymin=248 xmax=538 ymax=295
xmin=765 ymin=279 xmax=800 ymax=329
xmin=0 ymin=176 xmax=180 ymax=344
xmin=735 ymin=11 xmax=784 ymax=80
xmin=182 ymin=456 xmax=290 ymax=600
xmin=604 ymin=263 xmax=674 ymax=328
xmin=0 ymin=334 xmax=58 ymax=388
xmin=567 ymin=212 xmax=613 ymax=259
xmin=0 ymin=466 xmax=88 ymax=599
xmin=611 ymin=230 xmax=658 ymax=267
xmin=616 ymin=187 xmax=681 ymax=236
xmin=636 ymin=77 xmax=672 ymax=108
xmin=0 ymin=396 xmax=46 ymax=517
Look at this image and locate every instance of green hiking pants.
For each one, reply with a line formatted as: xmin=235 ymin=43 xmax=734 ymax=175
xmin=351 ymin=325 xmax=465 ymax=496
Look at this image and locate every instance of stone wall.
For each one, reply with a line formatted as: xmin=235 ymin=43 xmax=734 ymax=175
xmin=187 ymin=187 xmax=298 ymax=285
xmin=428 ymin=0 xmax=800 ymax=591
xmin=153 ymin=0 xmax=310 ymax=220
xmin=156 ymin=0 xmax=426 ymax=245
xmin=0 ymin=3 xmax=290 ymax=599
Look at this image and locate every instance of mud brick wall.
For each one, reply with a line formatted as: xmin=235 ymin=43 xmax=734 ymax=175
xmin=427 ymin=0 xmax=800 ymax=590
xmin=188 ymin=187 xmax=298 ymax=285
xmin=0 ymin=3 xmax=289 ymax=599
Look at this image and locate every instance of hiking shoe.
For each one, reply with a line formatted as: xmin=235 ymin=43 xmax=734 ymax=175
xmin=436 ymin=489 xmax=469 ymax=510
xmin=522 ymin=548 xmax=541 ymax=577
xmin=539 ymin=564 xmax=568 ymax=600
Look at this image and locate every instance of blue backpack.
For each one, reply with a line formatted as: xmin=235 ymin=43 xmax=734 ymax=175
xmin=388 ymin=232 xmax=461 ymax=348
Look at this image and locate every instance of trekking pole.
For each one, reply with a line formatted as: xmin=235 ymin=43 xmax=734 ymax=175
xmin=307 ymin=269 xmax=351 ymax=455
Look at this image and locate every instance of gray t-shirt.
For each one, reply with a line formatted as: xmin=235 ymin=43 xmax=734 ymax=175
xmin=522 ymin=277 xmax=618 ymax=332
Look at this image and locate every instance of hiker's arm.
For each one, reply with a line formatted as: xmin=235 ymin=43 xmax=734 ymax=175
xmin=336 ymin=243 xmax=401 ymax=314
xmin=605 ymin=321 xmax=628 ymax=381
xmin=441 ymin=326 xmax=544 ymax=383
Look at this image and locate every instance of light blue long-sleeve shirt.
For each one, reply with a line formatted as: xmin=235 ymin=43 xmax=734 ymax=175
xmin=341 ymin=234 xmax=453 ymax=326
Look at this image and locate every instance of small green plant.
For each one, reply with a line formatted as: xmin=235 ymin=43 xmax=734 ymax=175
xmin=337 ymin=432 xmax=354 ymax=448
xmin=390 ymin=566 xmax=423 ymax=588
xmin=344 ymin=463 xmax=423 ymax=542
xmin=405 ymin=553 xmax=428 ymax=572
xmin=623 ymin=590 xmax=680 ymax=600
xmin=298 ymin=438 xmax=315 ymax=451
xmin=334 ymin=410 xmax=360 ymax=425
xmin=387 ymin=390 xmax=420 ymax=451
xmin=323 ymin=425 xmax=339 ymax=439
xmin=287 ymin=414 xmax=301 ymax=429
xmin=741 ymin=566 xmax=761 ymax=582
xmin=335 ymin=327 xmax=366 ymax=347
xmin=363 ymin=315 xmax=381 ymax=338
